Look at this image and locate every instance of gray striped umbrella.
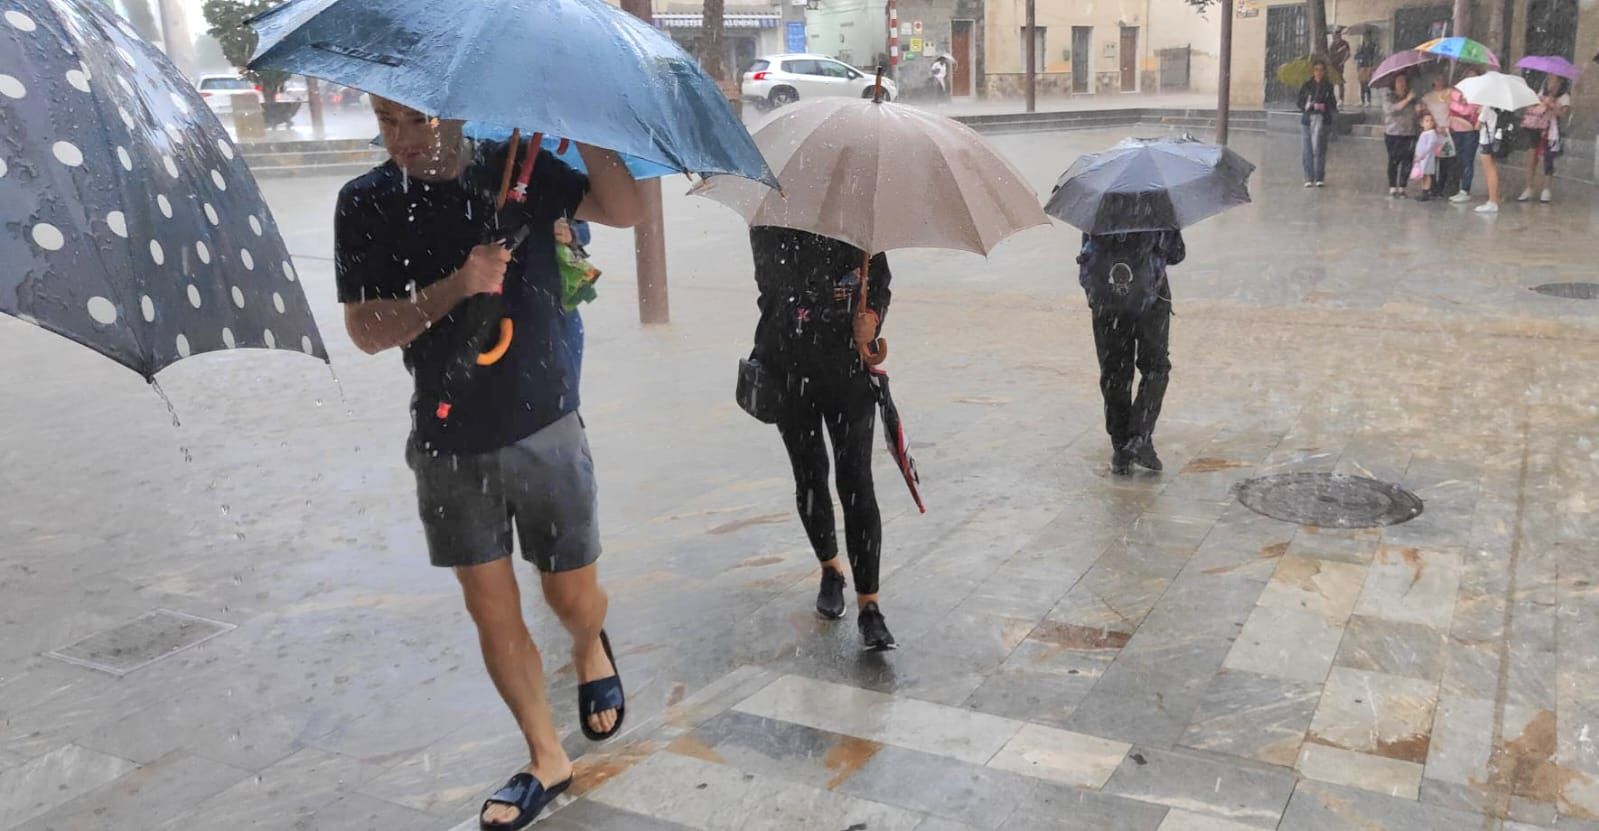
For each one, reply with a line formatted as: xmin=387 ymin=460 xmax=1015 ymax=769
xmin=0 ymin=0 xmax=326 ymax=378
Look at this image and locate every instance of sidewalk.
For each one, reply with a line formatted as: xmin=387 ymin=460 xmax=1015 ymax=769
xmin=2 ymin=127 xmax=1598 ymax=830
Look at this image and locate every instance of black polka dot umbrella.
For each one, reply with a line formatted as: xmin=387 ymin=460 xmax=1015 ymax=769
xmin=0 ymin=0 xmax=327 ymax=378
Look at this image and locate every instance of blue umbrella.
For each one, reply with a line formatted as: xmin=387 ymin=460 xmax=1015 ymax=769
xmin=248 ymin=0 xmax=775 ymax=186
xmin=373 ymin=125 xmax=680 ymax=179
xmin=0 ymin=0 xmax=326 ymax=378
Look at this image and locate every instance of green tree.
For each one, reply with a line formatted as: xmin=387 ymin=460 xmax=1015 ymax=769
xmin=202 ymin=0 xmax=290 ymax=100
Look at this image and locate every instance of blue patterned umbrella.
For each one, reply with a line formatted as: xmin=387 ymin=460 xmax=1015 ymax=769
xmin=0 ymin=0 xmax=327 ymax=378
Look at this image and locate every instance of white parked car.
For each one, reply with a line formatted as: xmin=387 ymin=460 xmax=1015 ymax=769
xmin=195 ymin=74 xmax=261 ymax=116
xmin=742 ymin=54 xmax=898 ymax=110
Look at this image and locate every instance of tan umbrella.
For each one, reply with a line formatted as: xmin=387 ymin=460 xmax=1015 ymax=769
xmin=692 ymin=94 xmax=1047 ymax=362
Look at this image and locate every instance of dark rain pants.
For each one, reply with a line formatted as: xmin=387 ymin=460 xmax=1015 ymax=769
xmin=775 ymin=378 xmax=882 ymax=595
xmin=1092 ymin=300 xmax=1172 ymax=448
xmin=1386 ymin=135 xmax=1417 ymax=189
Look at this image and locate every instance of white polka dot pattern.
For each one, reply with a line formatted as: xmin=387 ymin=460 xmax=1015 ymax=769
xmin=0 ymin=0 xmax=326 ymax=374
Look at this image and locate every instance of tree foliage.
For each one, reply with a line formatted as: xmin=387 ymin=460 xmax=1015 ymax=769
xmin=202 ymin=0 xmax=290 ymax=98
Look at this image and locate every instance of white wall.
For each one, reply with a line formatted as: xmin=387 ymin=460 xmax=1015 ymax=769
xmin=805 ymin=0 xmax=888 ymax=65
xmin=1147 ymin=0 xmax=1221 ymax=93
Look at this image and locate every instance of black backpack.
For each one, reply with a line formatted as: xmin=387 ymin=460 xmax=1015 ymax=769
xmin=1079 ymin=233 xmax=1163 ymax=315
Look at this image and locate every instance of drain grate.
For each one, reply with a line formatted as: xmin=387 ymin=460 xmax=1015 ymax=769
xmin=1235 ymin=473 xmax=1423 ymax=529
xmin=1531 ymin=282 xmax=1599 ymax=299
xmin=46 ymin=610 xmax=234 ymax=676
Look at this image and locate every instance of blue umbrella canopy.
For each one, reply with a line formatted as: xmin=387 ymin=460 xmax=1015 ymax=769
xmin=248 ymin=0 xmax=776 ymax=187
xmin=370 ymin=124 xmax=680 ymax=179
xmin=1046 ymin=136 xmax=1256 ymax=235
xmin=0 ymin=0 xmax=326 ymax=378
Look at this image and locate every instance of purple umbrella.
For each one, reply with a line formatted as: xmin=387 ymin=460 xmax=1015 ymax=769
xmin=1516 ymin=55 xmax=1582 ymax=80
xmin=1370 ymin=50 xmax=1435 ymax=87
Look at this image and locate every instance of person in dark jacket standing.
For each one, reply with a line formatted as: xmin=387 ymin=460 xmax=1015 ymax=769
xmin=1077 ymin=230 xmax=1186 ymax=475
xmin=749 ymin=225 xmax=896 ymax=651
xmin=1297 ymin=59 xmax=1338 ymax=187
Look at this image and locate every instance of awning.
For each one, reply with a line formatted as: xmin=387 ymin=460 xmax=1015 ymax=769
xmin=656 ymin=13 xmax=780 ymax=29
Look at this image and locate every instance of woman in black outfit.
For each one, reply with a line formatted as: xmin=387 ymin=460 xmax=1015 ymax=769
xmin=750 ymin=225 xmax=896 ymax=651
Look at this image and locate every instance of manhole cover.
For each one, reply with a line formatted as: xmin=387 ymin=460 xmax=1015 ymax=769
xmin=46 ymin=610 xmax=233 ymax=676
xmin=1235 ymin=473 xmax=1423 ymax=529
xmin=1531 ymin=282 xmax=1599 ymax=299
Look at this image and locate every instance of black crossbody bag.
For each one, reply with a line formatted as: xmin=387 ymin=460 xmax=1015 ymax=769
xmin=736 ymin=356 xmax=786 ymax=424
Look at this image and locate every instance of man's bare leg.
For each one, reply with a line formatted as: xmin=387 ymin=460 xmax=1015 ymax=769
xmin=457 ymin=558 xmax=573 ymax=825
xmin=541 ymin=564 xmax=618 ymax=736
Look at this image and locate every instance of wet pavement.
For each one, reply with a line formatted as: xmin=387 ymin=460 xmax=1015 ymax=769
xmin=2 ymin=128 xmax=1598 ymax=830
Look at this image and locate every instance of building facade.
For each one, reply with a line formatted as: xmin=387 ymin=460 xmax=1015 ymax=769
xmin=982 ymin=0 xmax=1222 ymax=97
xmin=1228 ymin=0 xmax=1597 ymax=138
xmin=655 ymin=2 xmax=790 ymax=75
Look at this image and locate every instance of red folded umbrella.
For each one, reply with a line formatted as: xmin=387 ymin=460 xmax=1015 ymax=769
xmin=1370 ymin=50 xmax=1436 ymax=87
xmin=867 ymin=367 xmax=924 ymax=514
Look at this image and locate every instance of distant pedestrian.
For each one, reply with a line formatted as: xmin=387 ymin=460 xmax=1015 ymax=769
xmin=1518 ymin=75 xmax=1572 ymax=204
xmin=1329 ymin=28 xmax=1352 ymax=105
xmin=1355 ymin=37 xmax=1378 ymax=106
xmin=1076 ymin=230 xmax=1185 ymax=475
xmin=930 ymin=57 xmax=950 ymax=100
xmin=1383 ymin=74 xmax=1419 ymax=197
xmin=1411 ymin=112 xmax=1446 ymax=201
xmin=1475 ymin=105 xmax=1510 ymax=213
xmin=1447 ymin=71 xmax=1483 ymax=203
xmin=747 ymin=226 xmax=898 ymax=651
xmin=1297 ymin=59 xmax=1338 ymax=187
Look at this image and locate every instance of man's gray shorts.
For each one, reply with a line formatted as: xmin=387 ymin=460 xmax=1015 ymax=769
xmin=405 ymin=412 xmax=601 ymax=571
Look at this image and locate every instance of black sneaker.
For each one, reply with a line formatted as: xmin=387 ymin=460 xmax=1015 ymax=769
xmin=858 ymin=603 xmax=897 ymax=651
xmin=1111 ymin=446 xmax=1134 ymax=476
xmin=816 ymin=568 xmax=847 ymax=620
xmin=1123 ymin=436 xmax=1163 ymax=472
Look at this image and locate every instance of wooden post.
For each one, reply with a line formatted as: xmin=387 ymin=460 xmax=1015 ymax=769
xmin=1217 ymin=0 xmax=1234 ymax=145
xmin=620 ymin=0 xmax=671 ymax=324
xmin=1025 ymin=0 xmax=1037 ymax=112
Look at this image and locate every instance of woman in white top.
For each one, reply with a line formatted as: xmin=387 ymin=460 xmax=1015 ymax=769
xmin=1519 ymin=76 xmax=1572 ymax=203
xmin=1475 ymin=106 xmax=1508 ymax=213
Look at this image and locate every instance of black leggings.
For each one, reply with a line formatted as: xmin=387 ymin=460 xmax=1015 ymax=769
xmin=776 ymin=379 xmax=882 ymax=595
xmin=1386 ymin=135 xmax=1417 ymax=188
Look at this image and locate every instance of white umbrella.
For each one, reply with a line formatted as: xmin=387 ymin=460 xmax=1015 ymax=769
xmin=692 ymin=95 xmax=1047 ymax=363
xmin=692 ymin=97 xmax=1045 ymax=257
xmin=1455 ymin=71 xmax=1541 ymax=111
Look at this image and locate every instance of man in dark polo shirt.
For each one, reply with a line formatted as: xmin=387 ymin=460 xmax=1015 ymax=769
xmin=336 ymin=98 xmax=640 ymax=828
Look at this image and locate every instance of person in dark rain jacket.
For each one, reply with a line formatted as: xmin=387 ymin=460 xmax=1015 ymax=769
xmin=1076 ymin=229 xmax=1185 ymax=475
xmin=749 ymin=225 xmax=897 ymax=651
xmin=1297 ymin=59 xmax=1339 ymax=187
